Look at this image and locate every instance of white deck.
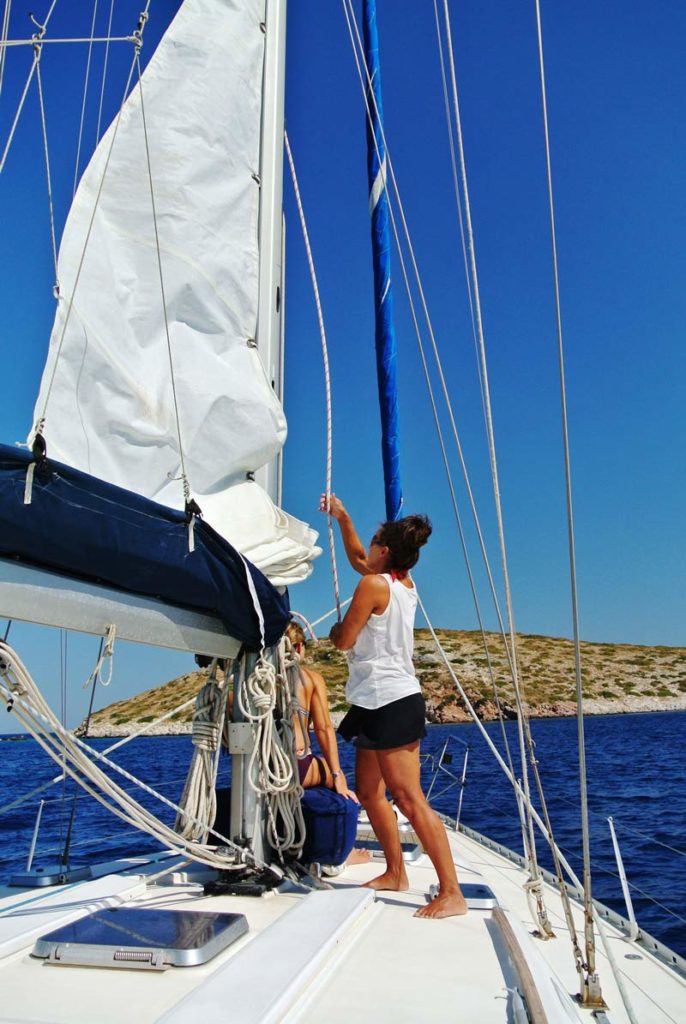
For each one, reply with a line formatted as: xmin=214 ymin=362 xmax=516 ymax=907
xmin=0 ymin=827 xmax=683 ymax=1024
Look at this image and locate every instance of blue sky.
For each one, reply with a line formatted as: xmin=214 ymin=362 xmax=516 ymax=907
xmin=0 ymin=1 xmax=683 ymax=730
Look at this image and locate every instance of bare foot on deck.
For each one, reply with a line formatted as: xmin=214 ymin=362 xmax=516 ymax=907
xmin=363 ymin=868 xmax=409 ymax=892
xmin=414 ymin=888 xmax=468 ymax=919
xmin=346 ymin=848 xmax=373 ymax=866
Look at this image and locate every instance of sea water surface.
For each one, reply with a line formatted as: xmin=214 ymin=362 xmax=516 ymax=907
xmin=1 ymin=711 xmax=684 ymax=959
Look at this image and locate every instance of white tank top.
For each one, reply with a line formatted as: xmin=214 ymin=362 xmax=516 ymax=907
xmin=345 ymin=573 xmax=421 ymax=710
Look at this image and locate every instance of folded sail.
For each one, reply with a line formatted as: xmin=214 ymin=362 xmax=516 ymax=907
xmin=32 ymin=0 xmax=319 ymax=584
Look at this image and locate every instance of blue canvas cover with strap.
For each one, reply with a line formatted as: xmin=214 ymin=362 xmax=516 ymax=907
xmin=0 ymin=444 xmax=289 ymax=651
xmin=300 ymin=788 xmax=359 ymax=865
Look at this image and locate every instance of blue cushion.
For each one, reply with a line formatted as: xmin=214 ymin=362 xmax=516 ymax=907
xmin=301 ymin=788 xmax=359 ymax=865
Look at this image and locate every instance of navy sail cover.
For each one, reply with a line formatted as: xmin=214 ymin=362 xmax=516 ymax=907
xmin=0 ymin=445 xmax=290 ymax=651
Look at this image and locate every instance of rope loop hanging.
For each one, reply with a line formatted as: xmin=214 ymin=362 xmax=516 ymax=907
xmin=82 ymin=623 xmax=117 ymax=689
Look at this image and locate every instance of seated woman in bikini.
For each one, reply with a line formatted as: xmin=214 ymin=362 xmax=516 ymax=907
xmin=286 ymin=621 xmax=371 ymax=868
xmin=287 ymin=621 xmax=357 ymax=797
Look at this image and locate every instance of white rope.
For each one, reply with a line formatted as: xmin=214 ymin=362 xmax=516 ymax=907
xmin=309 ymin=597 xmax=351 ymax=631
xmin=284 ymin=131 xmax=341 ymax=622
xmin=175 ymin=661 xmax=230 ymax=842
xmin=0 ymin=641 xmax=278 ymax=875
xmin=72 ymin=0 xmax=100 ymax=197
xmin=0 ymin=691 xmax=199 ymax=819
xmin=82 ymin=623 xmax=116 ymax=689
xmin=235 ymin=644 xmax=305 ymax=858
xmin=288 ymin=609 xmax=318 ymax=640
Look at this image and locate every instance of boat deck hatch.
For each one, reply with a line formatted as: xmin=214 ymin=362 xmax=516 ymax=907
xmin=31 ymin=907 xmax=248 ymax=971
xmin=355 ymin=838 xmax=423 ymax=862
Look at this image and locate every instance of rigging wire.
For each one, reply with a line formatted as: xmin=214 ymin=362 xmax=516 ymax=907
xmin=533 ymin=0 xmax=598 ymax=992
xmin=341 ymin=0 xmax=524 ymax=835
xmin=0 ymin=36 xmax=135 ymax=48
xmin=95 ymin=0 xmax=115 ymax=144
xmin=0 ymin=1 xmax=61 ymax=174
xmin=284 ymin=130 xmax=341 ymax=622
xmin=342 ymin=0 xmax=608 ymax=960
xmin=430 ymin=0 xmax=483 ymax=409
xmin=135 ymin=35 xmax=195 ymax=519
xmin=72 ymin=0 xmax=100 ymax=198
xmin=435 ymin=0 xmax=542 ymax=900
xmin=35 ymin=32 xmax=141 ymax=433
xmin=0 ymin=0 xmax=11 ymax=95
xmin=134 ymin=43 xmax=193 ymax=516
xmin=34 ymin=58 xmax=59 ymax=293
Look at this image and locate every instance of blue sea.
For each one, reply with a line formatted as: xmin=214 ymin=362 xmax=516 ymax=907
xmin=1 ymin=711 xmax=684 ymax=959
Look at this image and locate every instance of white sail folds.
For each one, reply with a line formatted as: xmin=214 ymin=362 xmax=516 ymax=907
xmin=32 ymin=0 xmax=319 ymax=585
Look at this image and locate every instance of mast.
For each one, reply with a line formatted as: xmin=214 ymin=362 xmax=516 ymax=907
xmin=255 ymin=0 xmax=287 ymax=506
xmin=230 ymin=0 xmax=288 ymax=863
xmin=362 ymin=0 xmax=402 ymax=522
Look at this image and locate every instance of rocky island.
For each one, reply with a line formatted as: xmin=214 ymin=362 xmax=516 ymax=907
xmin=79 ymin=630 xmax=686 ymax=737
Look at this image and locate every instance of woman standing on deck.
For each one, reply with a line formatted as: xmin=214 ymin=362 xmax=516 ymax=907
xmin=322 ymin=494 xmax=467 ymax=919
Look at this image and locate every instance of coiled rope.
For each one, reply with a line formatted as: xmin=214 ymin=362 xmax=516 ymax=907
xmin=0 ymin=640 xmax=279 ymax=876
xmin=175 ymin=659 xmax=230 ymax=842
xmin=236 ymin=643 xmax=306 ymax=858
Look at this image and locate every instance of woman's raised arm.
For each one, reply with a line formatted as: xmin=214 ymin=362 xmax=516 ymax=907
xmin=319 ymin=494 xmax=374 ymax=575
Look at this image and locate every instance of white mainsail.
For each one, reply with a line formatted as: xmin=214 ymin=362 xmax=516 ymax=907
xmin=31 ymin=0 xmax=319 ymax=585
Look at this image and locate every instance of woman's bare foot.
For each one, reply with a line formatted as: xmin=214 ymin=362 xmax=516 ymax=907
xmin=346 ymin=848 xmax=373 ymax=866
xmin=414 ymin=888 xmax=468 ymax=918
xmin=363 ymin=867 xmax=409 ymax=891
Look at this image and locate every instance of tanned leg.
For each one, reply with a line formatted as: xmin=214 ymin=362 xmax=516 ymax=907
xmin=355 ymin=747 xmax=408 ymax=891
xmin=377 ymin=742 xmax=467 ymax=918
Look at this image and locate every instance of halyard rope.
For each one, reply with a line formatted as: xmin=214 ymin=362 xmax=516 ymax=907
xmin=284 ymin=130 xmax=341 ymax=622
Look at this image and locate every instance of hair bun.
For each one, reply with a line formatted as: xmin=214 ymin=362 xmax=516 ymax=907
xmin=377 ymin=513 xmax=432 ymax=571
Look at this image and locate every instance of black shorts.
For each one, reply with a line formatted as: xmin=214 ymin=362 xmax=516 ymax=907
xmin=338 ymin=693 xmax=427 ymax=751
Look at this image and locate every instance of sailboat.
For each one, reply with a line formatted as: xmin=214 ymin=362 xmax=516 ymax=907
xmin=0 ymin=2 xmax=684 ymax=1022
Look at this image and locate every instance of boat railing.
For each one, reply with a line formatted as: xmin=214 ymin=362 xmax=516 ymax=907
xmin=421 ymin=734 xmax=470 ymax=828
